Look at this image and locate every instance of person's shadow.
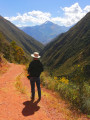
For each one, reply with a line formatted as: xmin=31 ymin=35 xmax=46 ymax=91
xmin=22 ymin=99 xmax=40 ymax=116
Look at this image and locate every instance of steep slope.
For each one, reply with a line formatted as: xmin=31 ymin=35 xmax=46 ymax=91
xmin=0 ymin=32 xmax=29 ymax=64
xmin=0 ymin=16 xmax=44 ymax=56
xmin=21 ymin=21 xmax=69 ymax=44
xmin=41 ymin=12 xmax=90 ymax=75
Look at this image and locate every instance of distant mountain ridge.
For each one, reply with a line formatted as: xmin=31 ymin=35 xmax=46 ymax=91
xmin=20 ymin=21 xmax=69 ymax=44
xmin=41 ymin=12 xmax=90 ymax=76
xmin=0 ymin=16 xmax=44 ymax=57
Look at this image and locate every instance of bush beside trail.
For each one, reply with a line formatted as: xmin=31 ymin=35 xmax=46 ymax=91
xmin=40 ymin=65 xmax=90 ymax=115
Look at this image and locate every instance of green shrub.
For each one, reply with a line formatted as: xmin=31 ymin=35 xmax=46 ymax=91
xmin=82 ymin=82 xmax=90 ymax=114
xmin=40 ymin=71 xmax=90 ymax=114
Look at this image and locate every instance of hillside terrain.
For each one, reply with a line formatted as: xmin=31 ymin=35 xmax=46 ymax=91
xmin=21 ymin=21 xmax=69 ymax=44
xmin=0 ymin=16 xmax=44 ymax=57
xmin=0 ymin=32 xmax=29 ymax=64
xmin=40 ymin=12 xmax=90 ymax=115
xmin=41 ymin=12 xmax=90 ymax=76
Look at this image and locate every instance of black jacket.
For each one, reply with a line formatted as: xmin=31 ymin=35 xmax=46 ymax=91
xmin=28 ymin=60 xmax=43 ymax=77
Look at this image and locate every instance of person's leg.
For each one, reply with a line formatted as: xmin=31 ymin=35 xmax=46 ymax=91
xmin=30 ymin=78 xmax=35 ymax=100
xmin=36 ymin=77 xmax=41 ymax=100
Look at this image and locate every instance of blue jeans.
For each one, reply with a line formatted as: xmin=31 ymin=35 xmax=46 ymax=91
xmin=30 ymin=77 xmax=41 ymax=99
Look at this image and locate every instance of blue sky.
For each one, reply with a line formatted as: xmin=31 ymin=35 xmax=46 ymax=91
xmin=0 ymin=0 xmax=90 ymax=27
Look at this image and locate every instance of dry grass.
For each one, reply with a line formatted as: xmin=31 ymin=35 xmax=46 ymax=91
xmin=0 ymin=56 xmax=9 ymax=76
xmin=15 ymin=74 xmax=27 ymax=94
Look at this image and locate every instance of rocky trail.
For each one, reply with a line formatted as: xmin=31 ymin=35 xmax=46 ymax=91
xmin=0 ymin=63 xmax=89 ymax=120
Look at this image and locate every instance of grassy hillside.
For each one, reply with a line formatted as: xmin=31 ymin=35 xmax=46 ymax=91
xmin=0 ymin=32 xmax=28 ymax=64
xmin=0 ymin=16 xmax=44 ymax=57
xmin=40 ymin=13 xmax=90 ymax=114
xmin=41 ymin=12 xmax=90 ymax=76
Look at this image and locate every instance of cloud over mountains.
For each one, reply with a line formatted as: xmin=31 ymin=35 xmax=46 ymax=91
xmin=5 ymin=3 xmax=90 ymax=27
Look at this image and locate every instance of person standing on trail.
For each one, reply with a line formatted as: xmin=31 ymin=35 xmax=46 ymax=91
xmin=28 ymin=52 xmax=43 ymax=101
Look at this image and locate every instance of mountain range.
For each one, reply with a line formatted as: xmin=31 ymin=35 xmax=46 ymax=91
xmin=20 ymin=21 xmax=69 ymax=44
xmin=41 ymin=12 xmax=90 ymax=76
xmin=0 ymin=16 xmax=44 ymax=57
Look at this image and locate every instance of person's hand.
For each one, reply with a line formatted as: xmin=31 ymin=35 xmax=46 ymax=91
xmin=27 ymin=74 xmax=30 ymax=79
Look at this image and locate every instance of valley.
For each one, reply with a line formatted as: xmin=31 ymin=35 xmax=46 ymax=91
xmin=0 ymin=12 xmax=90 ymax=119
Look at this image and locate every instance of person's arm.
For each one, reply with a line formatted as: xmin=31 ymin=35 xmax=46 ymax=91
xmin=28 ymin=62 xmax=32 ymax=74
xmin=40 ymin=62 xmax=44 ymax=72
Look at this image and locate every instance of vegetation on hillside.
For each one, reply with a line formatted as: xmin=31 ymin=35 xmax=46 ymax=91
xmin=41 ymin=12 xmax=90 ymax=76
xmin=40 ymin=12 xmax=90 ymax=115
xmin=0 ymin=32 xmax=28 ymax=64
xmin=41 ymin=65 xmax=90 ymax=114
xmin=0 ymin=15 xmax=44 ymax=57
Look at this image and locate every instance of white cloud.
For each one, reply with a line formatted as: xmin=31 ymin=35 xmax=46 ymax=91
xmin=63 ymin=3 xmax=82 ymax=14
xmin=5 ymin=11 xmax=51 ymax=25
xmin=84 ymin=6 xmax=90 ymax=12
xmin=65 ymin=3 xmax=87 ymax=24
xmin=51 ymin=3 xmax=90 ymax=26
xmin=4 ymin=3 xmax=90 ymax=27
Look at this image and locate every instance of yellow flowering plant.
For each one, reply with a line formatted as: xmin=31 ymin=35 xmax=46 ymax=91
xmin=60 ymin=77 xmax=69 ymax=84
xmin=54 ymin=76 xmax=69 ymax=84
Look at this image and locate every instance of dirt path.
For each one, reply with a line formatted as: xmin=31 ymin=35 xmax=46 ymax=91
xmin=0 ymin=63 xmax=89 ymax=120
